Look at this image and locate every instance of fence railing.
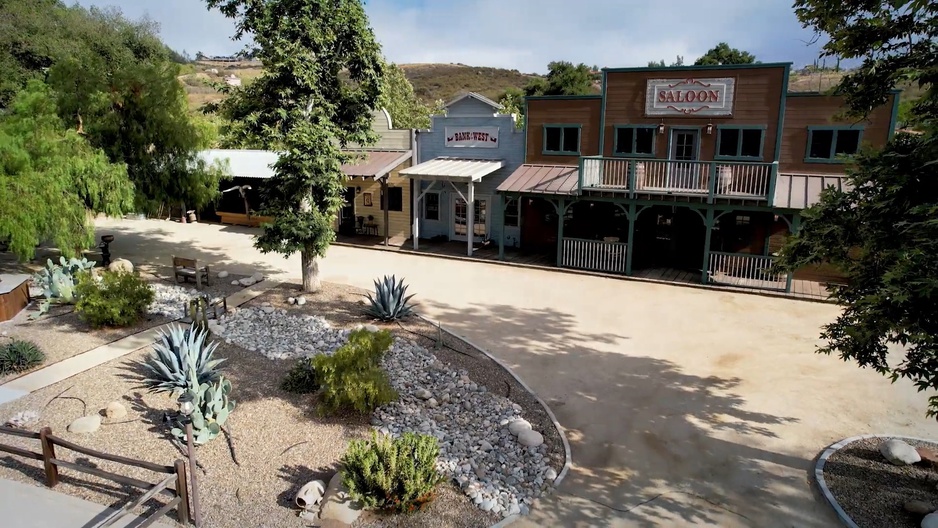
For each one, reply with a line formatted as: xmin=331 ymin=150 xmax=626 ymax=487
xmin=707 ymin=252 xmax=786 ymax=291
xmin=0 ymin=425 xmax=189 ymax=527
xmin=578 ymin=157 xmax=774 ymax=201
xmin=561 ymin=237 xmax=628 ymax=274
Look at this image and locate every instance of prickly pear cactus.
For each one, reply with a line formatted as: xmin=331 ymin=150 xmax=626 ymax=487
xmin=171 ymin=374 xmax=236 ymax=445
xmin=32 ymin=257 xmax=96 ymax=315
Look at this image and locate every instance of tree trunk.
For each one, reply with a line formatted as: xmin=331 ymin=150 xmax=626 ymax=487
xmin=301 ymin=249 xmax=321 ymax=293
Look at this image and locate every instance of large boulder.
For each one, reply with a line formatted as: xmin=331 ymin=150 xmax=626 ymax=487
xmin=880 ymin=439 xmax=922 ymax=466
xmin=67 ymin=415 xmax=101 ymax=434
xmin=318 ymin=471 xmax=363 ymax=525
xmin=107 ymin=258 xmax=134 ymax=274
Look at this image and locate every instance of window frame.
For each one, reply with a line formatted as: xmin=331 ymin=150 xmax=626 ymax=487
xmin=380 ymin=186 xmax=404 ymax=212
xmin=542 ymin=124 xmax=582 ymax=156
xmin=804 ymin=125 xmax=865 ymax=164
xmin=503 ymin=197 xmax=520 ymax=227
xmin=612 ymin=125 xmax=657 ymax=158
xmin=714 ymin=125 xmax=767 ymax=161
xmin=422 ymin=191 xmax=440 ymax=221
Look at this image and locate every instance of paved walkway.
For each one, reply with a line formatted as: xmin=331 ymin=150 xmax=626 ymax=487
xmin=93 ymin=217 xmax=938 ymax=527
xmin=0 ymin=478 xmax=174 ymax=528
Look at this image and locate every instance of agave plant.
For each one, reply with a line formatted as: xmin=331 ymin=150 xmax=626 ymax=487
xmin=171 ymin=373 xmax=236 ymax=445
xmin=140 ymin=323 xmax=226 ymax=396
xmin=0 ymin=339 xmax=45 ymax=374
xmin=364 ymin=275 xmax=415 ymax=321
xmin=32 ymin=257 xmax=96 ymax=315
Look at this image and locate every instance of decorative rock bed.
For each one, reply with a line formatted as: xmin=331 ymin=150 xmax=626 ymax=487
xmin=211 ymin=305 xmax=561 ymax=519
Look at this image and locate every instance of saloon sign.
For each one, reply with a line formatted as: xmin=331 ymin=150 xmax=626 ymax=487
xmin=445 ymin=127 xmax=499 ymax=148
xmin=645 ymin=77 xmax=736 ymax=116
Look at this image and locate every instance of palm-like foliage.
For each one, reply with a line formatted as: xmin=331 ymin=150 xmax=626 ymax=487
xmin=364 ymin=275 xmax=415 ymax=321
xmin=141 ymin=323 xmax=226 ymax=395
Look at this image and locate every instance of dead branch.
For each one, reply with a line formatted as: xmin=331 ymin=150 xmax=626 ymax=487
xmin=221 ymin=424 xmax=241 ymax=466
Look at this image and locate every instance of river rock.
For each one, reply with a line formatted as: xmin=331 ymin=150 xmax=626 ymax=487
xmin=107 ymin=258 xmax=134 ymax=274
xmin=68 ymin=415 xmax=102 ymax=434
xmin=518 ymin=429 xmax=544 ymax=447
xmin=105 ymin=402 xmax=127 ymax=420
xmin=251 ymin=272 xmax=265 ymax=282
xmin=217 ymin=271 xmax=229 ymax=279
xmin=296 ymin=296 xmax=307 ymax=306
xmin=238 ymin=277 xmax=257 ymax=287
xmin=415 ymin=389 xmax=433 ymax=400
xmin=923 ymin=512 xmax=938 ymax=528
xmin=905 ymin=500 xmax=936 ymax=515
xmin=508 ymin=419 xmax=532 ymax=436
xmin=880 ymin=439 xmax=921 ymax=465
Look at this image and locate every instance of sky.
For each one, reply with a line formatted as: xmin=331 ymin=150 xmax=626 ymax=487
xmin=71 ymin=0 xmax=842 ymax=74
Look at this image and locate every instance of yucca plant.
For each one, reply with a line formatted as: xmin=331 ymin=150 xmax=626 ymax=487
xmin=0 ymin=340 xmax=45 ymax=374
xmin=140 ymin=323 xmax=226 ymax=396
xmin=364 ymin=275 xmax=415 ymax=321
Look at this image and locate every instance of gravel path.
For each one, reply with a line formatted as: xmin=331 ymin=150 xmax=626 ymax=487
xmin=823 ymin=437 xmax=938 ymax=528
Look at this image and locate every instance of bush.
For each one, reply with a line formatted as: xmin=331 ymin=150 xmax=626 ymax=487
xmin=0 ymin=339 xmax=45 ymax=374
xmin=281 ymin=358 xmax=320 ymax=394
xmin=74 ymin=271 xmax=155 ymax=328
xmin=342 ymin=431 xmax=444 ymax=513
xmin=312 ymin=329 xmax=397 ymax=415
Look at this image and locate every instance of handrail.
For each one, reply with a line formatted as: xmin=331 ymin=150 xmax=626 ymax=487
xmin=47 ymin=434 xmax=176 ymax=474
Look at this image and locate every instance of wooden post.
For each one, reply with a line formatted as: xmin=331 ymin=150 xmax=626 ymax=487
xmin=174 ymin=459 xmax=191 ymax=525
xmin=39 ymin=427 xmax=58 ymax=487
xmin=412 ymin=178 xmax=420 ymax=250
xmin=556 ymin=198 xmax=566 ymax=267
xmin=785 ymin=214 xmax=801 ymax=293
xmin=625 ymin=203 xmax=637 ymax=275
xmin=466 ymin=181 xmax=474 ymax=257
xmin=701 ymin=208 xmax=715 ymax=284
xmin=497 ymin=194 xmax=506 ymax=260
xmin=381 ymin=178 xmax=390 ymax=247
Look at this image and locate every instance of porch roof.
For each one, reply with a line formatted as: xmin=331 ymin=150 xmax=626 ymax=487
xmin=399 ymin=157 xmax=504 ymax=182
xmin=497 ymin=164 xmax=579 ymax=195
xmin=341 ymin=150 xmax=412 ymax=179
xmin=774 ymin=172 xmax=850 ymax=209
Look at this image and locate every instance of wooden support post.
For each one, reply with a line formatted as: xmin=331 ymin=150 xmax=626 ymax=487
xmin=785 ymin=214 xmax=801 ymax=293
xmin=174 ymin=459 xmax=191 ymax=525
xmin=381 ymin=178 xmax=390 ymax=247
xmin=497 ymin=194 xmax=506 ymax=261
xmin=701 ymin=208 xmax=715 ymax=284
xmin=556 ymin=198 xmax=566 ymax=267
xmin=625 ymin=203 xmax=637 ymax=275
xmin=412 ymin=178 xmax=420 ymax=250
xmin=466 ymin=181 xmax=474 ymax=257
xmin=39 ymin=427 xmax=58 ymax=487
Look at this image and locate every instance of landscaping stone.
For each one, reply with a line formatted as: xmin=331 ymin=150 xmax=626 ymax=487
xmin=415 ymin=389 xmax=433 ymax=400
xmin=318 ymin=471 xmax=362 ymax=525
xmin=251 ymin=272 xmax=265 ymax=283
xmin=215 ymin=307 xmax=349 ymax=360
xmin=231 ymin=280 xmax=239 ymax=286
xmin=238 ymin=277 xmax=257 ymax=287
xmin=5 ymin=410 xmax=39 ymax=429
xmin=148 ymin=282 xmax=202 ymax=319
xmin=880 ymin=439 xmax=922 ymax=465
xmin=217 ymin=271 xmax=229 ymax=279
xmin=905 ymin=500 xmax=936 ymax=516
xmin=296 ymin=296 xmax=307 ymax=306
xmin=287 ymin=297 xmax=296 ymax=305
xmin=67 ymin=415 xmax=101 ymax=434
xmin=924 ymin=513 xmax=938 ymax=528
xmin=544 ymin=467 xmax=558 ymax=480
xmin=107 ymin=258 xmax=134 ymax=274
xmin=917 ymin=447 xmax=938 ymax=468
xmin=508 ymin=419 xmax=532 ymax=436
xmin=518 ymin=430 xmax=544 ymax=448
xmin=105 ymin=402 xmax=127 ymax=420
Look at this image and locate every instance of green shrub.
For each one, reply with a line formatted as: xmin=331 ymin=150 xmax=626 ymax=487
xmin=281 ymin=358 xmax=320 ymax=393
xmin=0 ymin=339 xmax=45 ymax=374
xmin=342 ymin=431 xmax=444 ymax=513
xmin=74 ymin=271 xmax=155 ymax=328
xmin=312 ymin=329 xmax=397 ymax=415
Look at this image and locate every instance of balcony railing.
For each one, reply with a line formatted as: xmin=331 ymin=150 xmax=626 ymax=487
xmin=580 ymin=157 xmax=776 ymax=201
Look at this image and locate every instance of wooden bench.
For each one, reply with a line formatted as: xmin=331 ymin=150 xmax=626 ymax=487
xmin=172 ymin=256 xmax=210 ymax=288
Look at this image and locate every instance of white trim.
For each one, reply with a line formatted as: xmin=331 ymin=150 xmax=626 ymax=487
xmin=450 ymin=193 xmax=491 ymax=243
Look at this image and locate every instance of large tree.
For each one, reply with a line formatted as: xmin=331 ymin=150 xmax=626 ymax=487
xmin=0 ymin=81 xmax=134 ymax=260
xmin=378 ymin=62 xmax=433 ymax=129
xmin=524 ymin=61 xmax=596 ymax=97
xmin=207 ymin=0 xmax=384 ymax=292
xmin=694 ymin=42 xmax=756 ymax=66
xmin=779 ymin=0 xmax=938 ymax=417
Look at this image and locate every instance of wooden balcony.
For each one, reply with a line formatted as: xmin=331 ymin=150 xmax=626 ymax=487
xmin=579 ymin=156 xmax=776 ymax=202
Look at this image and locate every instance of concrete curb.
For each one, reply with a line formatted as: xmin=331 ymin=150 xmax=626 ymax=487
xmin=814 ymin=433 xmax=935 ymax=528
xmin=332 ymin=240 xmax=833 ymax=305
xmin=413 ymin=313 xmax=573 ymax=525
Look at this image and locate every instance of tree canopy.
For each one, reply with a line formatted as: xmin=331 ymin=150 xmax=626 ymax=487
xmin=779 ymin=0 xmax=938 ymax=418
xmin=524 ymin=61 xmax=597 ymax=96
xmin=378 ymin=62 xmax=436 ymax=129
xmin=693 ymin=42 xmax=756 ymax=66
xmin=206 ymin=0 xmax=384 ymax=292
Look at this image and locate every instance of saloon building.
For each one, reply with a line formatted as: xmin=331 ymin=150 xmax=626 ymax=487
xmin=492 ymin=62 xmax=898 ymax=295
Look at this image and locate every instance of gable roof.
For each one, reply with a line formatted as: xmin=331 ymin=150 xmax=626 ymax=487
xmin=445 ymin=91 xmax=502 ymax=110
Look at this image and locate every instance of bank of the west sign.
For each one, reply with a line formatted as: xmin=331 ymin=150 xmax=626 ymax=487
xmin=444 ymin=127 xmax=499 ymax=148
xmin=645 ymin=77 xmax=736 ymax=117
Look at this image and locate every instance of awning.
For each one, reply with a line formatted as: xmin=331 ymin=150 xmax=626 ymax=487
xmin=198 ymin=149 xmax=280 ymax=179
xmin=497 ymin=164 xmax=579 ymax=195
xmin=399 ymin=157 xmax=504 ymax=182
xmin=342 ymin=150 xmax=413 ymax=179
xmin=774 ymin=172 xmax=850 ymax=209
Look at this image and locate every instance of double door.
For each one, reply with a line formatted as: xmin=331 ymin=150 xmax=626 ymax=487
xmin=451 ymin=196 xmax=489 ymax=242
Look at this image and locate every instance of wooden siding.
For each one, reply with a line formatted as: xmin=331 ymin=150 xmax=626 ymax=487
xmin=342 ymin=160 xmax=413 ymax=239
xmin=525 ymin=98 xmax=602 ymax=165
xmin=602 ymin=67 xmax=786 ymax=161
xmin=344 ymin=109 xmax=413 ymax=150
xmin=448 ymin=96 xmax=500 ymax=117
xmin=778 ymin=93 xmax=896 ymax=174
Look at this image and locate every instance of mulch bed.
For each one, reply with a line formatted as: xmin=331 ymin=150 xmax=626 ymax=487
xmin=822 ymin=437 xmax=938 ymax=528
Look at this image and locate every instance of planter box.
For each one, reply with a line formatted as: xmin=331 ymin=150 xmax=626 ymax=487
xmin=0 ymin=274 xmax=30 ymax=322
xmin=217 ymin=212 xmax=273 ymax=227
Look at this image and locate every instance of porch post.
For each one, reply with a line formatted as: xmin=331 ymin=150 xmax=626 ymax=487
xmin=497 ymin=193 xmax=506 ymax=260
xmin=784 ymin=213 xmax=801 ymax=293
xmin=412 ymin=178 xmax=420 ymax=250
xmin=556 ymin=198 xmax=565 ymax=267
xmin=381 ymin=177 xmax=390 ymax=246
xmin=700 ymin=208 xmax=715 ymax=284
xmin=466 ymin=181 xmax=475 ymax=256
xmin=625 ymin=203 xmax=637 ymax=275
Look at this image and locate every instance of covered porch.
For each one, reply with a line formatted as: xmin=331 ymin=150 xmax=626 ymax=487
xmin=337 ymin=149 xmax=413 ymax=246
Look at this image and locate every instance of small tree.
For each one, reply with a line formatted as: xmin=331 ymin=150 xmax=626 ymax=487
xmin=207 ymin=0 xmax=384 ymax=292
xmin=694 ymin=42 xmax=756 ymax=66
xmin=497 ymin=87 xmax=525 ymax=129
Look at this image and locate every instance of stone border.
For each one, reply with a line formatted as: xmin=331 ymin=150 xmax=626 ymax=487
xmin=414 ymin=313 xmax=573 ymax=527
xmin=815 ymin=433 xmax=936 ymax=528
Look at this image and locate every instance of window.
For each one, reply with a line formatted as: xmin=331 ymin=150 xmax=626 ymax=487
xmin=381 ymin=187 xmax=403 ymax=212
xmin=543 ymin=125 xmax=581 ymax=155
xmin=504 ymin=198 xmax=519 ymax=227
xmin=716 ymin=126 xmax=765 ymax=159
xmin=806 ymin=127 xmax=863 ymax=162
xmin=423 ymin=192 xmax=439 ymax=220
xmin=613 ymin=126 xmax=656 ymax=157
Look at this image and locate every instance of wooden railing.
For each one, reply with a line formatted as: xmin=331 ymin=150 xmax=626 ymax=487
xmin=561 ymin=237 xmax=628 ymax=274
xmin=0 ymin=425 xmax=189 ymax=527
xmin=707 ymin=252 xmax=787 ymax=291
xmin=578 ymin=157 xmax=775 ymax=201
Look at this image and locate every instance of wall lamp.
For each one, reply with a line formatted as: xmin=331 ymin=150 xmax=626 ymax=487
xmin=706 ymin=122 xmax=713 ymax=135
xmin=356 ymin=186 xmax=362 ymax=194
xmin=657 ymin=121 xmax=666 ymax=134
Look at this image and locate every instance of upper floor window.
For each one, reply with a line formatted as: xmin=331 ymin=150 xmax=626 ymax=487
xmin=806 ymin=127 xmax=863 ymax=163
xmin=543 ymin=125 xmax=581 ymax=155
xmin=716 ymin=126 xmax=765 ymax=160
xmin=613 ymin=126 xmax=656 ymax=157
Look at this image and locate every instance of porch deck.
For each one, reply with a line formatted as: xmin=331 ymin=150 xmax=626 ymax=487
xmin=333 ymin=235 xmax=831 ymax=301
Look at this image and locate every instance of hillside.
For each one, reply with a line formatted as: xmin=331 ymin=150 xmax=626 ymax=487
xmin=181 ymin=62 xmax=923 ymax=113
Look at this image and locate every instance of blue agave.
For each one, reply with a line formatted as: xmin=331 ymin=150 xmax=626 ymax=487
xmin=364 ymin=275 xmax=415 ymax=321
